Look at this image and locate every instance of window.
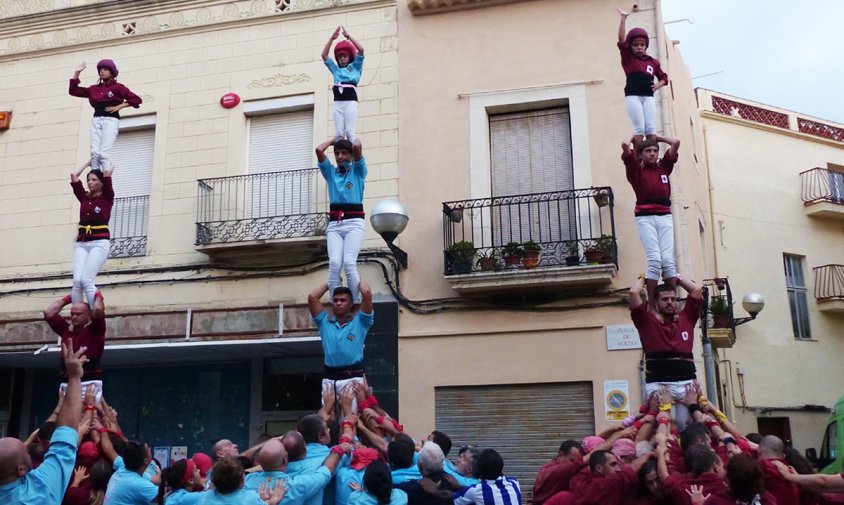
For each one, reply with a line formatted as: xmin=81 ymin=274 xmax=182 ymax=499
xmin=109 ymin=117 xmax=154 ymax=257
xmin=489 ymin=108 xmax=575 ymax=244
xmin=827 ymin=163 xmax=844 ymax=202
xmin=246 ymin=106 xmax=314 ymax=219
xmin=783 ymin=254 xmax=811 ymax=339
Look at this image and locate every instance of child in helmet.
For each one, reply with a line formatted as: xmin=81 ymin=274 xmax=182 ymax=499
xmin=617 ymin=7 xmax=668 ymax=143
xmin=69 ymin=60 xmax=142 ymax=171
xmin=322 ymin=26 xmax=364 ymax=142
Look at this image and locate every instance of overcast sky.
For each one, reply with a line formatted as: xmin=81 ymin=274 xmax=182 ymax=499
xmin=661 ymin=0 xmax=844 ymax=124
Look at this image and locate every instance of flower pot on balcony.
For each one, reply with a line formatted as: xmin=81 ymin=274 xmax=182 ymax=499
xmin=584 ymin=249 xmax=603 ymax=264
xmin=503 ymin=255 xmax=522 ymax=268
xmin=712 ymin=314 xmax=731 ymax=329
xmin=565 ymin=254 xmax=580 ymax=266
xmin=477 ymin=257 xmax=498 ymax=272
xmin=593 ymin=190 xmax=610 ymax=207
xmin=599 ymin=254 xmax=615 ymax=264
xmin=453 ymin=260 xmax=473 ymax=274
xmin=522 ymin=250 xmax=540 ymax=269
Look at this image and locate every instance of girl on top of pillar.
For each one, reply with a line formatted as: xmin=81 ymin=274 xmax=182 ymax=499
xmin=70 ymin=159 xmax=115 ymax=309
xmin=69 ymin=60 xmax=142 ymax=172
xmin=322 ymin=26 xmax=365 ymax=143
xmin=617 ymin=7 xmax=668 ymax=143
xmin=315 ymin=137 xmax=367 ymax=304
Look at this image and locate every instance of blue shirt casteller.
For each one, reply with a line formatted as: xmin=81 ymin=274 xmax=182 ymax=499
xmin=0 ymin=426 xmax=77 ymax=505
xmin=164 ymin=488 xmax=204 ymax=505
xmin=314 ymin=309 xmax=374 ymax=368
xmin=348 ymin=489 xmax=408 ymax=505
xmin=318 ymin=157 xmax=368 ymax=205
xmin=324 ymin=54 xmax=365 ymax=86
xmin=104 ymin=455 xmax=160 ymax=505
xmin=444 ymin=460 xmax=481 ymax=487
xmin=287 ymin=444 xmax=332 ymax=505
xmin=244 ymin=466 xmax=332 ymax=505
xmin=198 ymin=488 xmax=265 ymax=504
xmin=390 ymin=466 xmax=422 ymax=485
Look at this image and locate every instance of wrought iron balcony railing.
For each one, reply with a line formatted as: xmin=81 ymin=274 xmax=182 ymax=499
xmin=109 ymin=195 xmax=149 ymax=258
xmin=814 ymin=264 xmax=844 ymax=301
xmin=195 ymin=168 xmax=327 ymax=246
xmin=441 ymin=187 xmax=617 ymax=275
xmin=800 ymin=167 xmax=844 ymax=205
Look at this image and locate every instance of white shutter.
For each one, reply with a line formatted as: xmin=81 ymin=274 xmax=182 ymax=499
xmin=247 ymin=111 xmax=314 ymax=218
xmin=109 ymin=128 xmax=154 ymax=198
xmin=489 ymin=108 xmax=575 ymax=245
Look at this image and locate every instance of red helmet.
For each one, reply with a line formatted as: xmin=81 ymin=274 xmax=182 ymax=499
xmin=334 ymin=40 xmax=357 ymax=60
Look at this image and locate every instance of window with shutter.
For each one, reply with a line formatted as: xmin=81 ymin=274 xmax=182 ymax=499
xmin=489 ymin=108 xmax=575 ymax=246
xmin=247 ymin=110 xmax=315 ymax=218
xmin=108 ymin=127 xmax=154 ymax=257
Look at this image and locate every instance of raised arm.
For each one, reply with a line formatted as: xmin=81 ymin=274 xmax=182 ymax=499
xmin=629 ymin=276 xmax=646 ymax=309
xmin=322 ymin=26 xmax=341 ymax=61
xmin=341 ymin=27 xmax=364 ymax=56
xmin=315 ymin=138 xmax=334 ymax=164
xmin=69 ymin=62 xmax=88 ymax=98
xmin=676 ymin=276 xmax=701 ymax=300
xmin=617 ymin=9 xmax=630 ymax=44
xmin=359 ymin=278 xmax=372 ymax=314
xmin=70 ymin=159 xmax=91 ymax=184
xmin=309 ymin=283 xmax=329 ymax=318
xmin=57 ymin=340 xmax=88 ymax=429
xmin=352 ymin=138 xmax=363 ymax=162
xmin=656 ymin=135 xmax=680 ymax=158
xmin=45 ymin=295 xmax=72 ymax=320
xmin=773 ymin=461 xmax=844 ymax=492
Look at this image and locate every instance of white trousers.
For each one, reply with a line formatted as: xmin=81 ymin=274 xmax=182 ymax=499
xmin=333 ymin=100 xmax=358 ymax=143
xmin=636 ymin=214 xmax=677 ymax=281
xmin=625 ymin=95 xmax=657 ymax=136
xmin=59 ymin=380 xmax=103 ymax=404
xmin=327 ymin=218 xmax=365 ymax=303
xmin=72 ymin=239 xmax=110 ymax=308
xmin=90 ymin=116 xmax=119 ymax=171
xmin=644 ymin=380 xmax=694 ymax=431
xmin=321 ymin=377 xmax=366 ymax=415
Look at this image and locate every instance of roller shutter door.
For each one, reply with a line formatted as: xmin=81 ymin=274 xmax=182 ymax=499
xmin=435 ymin=382 xmax=594 ymax=501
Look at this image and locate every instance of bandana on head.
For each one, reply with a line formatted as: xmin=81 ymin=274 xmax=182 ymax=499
xmin=350 ymin=447 xmax=379 ymax=470
xmin=182 ymin=459 xmax=196 ymax=486
xmin=581 ymin=436 xmax=605 ymax=453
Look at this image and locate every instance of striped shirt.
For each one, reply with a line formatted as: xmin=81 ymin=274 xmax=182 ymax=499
xmin=454 ymin=477 xmax=522 ymax=505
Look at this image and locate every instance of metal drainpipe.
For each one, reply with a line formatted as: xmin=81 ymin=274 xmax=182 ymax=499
xmin=700 ymin=286 xmax=719 ymax=408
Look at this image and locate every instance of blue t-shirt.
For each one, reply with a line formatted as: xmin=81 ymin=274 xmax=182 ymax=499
xmin=198 ymin=488 xmax=265 ymax=505
xmin=244 ymin=467 xmax=331 ymax=505
xmin=318 ymin=157 xmax=367 ymax=205
xmin=287 ymin=444 xmax=332 ymax=505
xmin=164 ymin=489 xmax=203 ymax=505
xmin=443 ymin=460 xmax=481 ymax=487
xmin=324 ymin=55 xmax=365 ymax=86
xmin=348 ymin=489 xmax=408 ymax=505
xmin=0 ymin=426 xmax=77 ymax=505
xmin=390 ymin=467 xmax=422 ymax=485
xmin=335 ymin=465 xmax=365 ymax=505
xmin=314 ymin=310 xmax=374 ymax=367
xmin=104 ymin=455 xmax=160 ymax=505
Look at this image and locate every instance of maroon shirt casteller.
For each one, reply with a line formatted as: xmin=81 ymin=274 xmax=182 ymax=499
xmin=617 ymin=41 xmax=668 ymax=97
xmin=68 ymin=78 xmax=142 ymax=119
xmin=572 ymin=466 xmax=638 ymax=505
xmin=533 ymin=459 xmax=586 ymax=505
xmin=623 ymin=149 xmax=678 ymax=216
xmin=703 ymin=490 xmax=777 ymax=505
xmin=46 ymin=313 xmax=106 ymax=381
xmin=630 ymin=295 xmax=702 ymax=355
xmin=72 ymin=175 xmax=114 ymax=241
xmin=663 ymin=472 xmax=726 ymax=505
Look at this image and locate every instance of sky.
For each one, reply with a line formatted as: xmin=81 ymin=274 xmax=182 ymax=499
xmin=660 ymin=0 xmax=844 ymax=123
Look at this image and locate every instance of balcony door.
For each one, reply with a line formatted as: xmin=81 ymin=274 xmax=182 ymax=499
xmin=109 ymin=125 xmax=154 ymax=257
xmin=247 ymin=110 xmax=314 ymax=219
xmin=489 ymin=108 xmax=575 ymax=246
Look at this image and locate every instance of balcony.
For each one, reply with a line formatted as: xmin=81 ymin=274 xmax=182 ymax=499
xmin=109 ymin=195 xmax=149 ymax=258
xmin=702 ymin=278 xmax=737 ymax=349
xmin=441 ymin=187 xmax=617 ymax=296
xmin=814 ymin=264 xmax=844 ymax=313
xmin=195 ymin=168 xmax=328 ymax=265
xmin=801 ymin=168 xmax=844 ymax=219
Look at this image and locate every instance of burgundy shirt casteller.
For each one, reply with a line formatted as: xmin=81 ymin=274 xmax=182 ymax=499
xmin=69 ymin=78 xmax=142 ymax=118
xmin=533 ymin=460 xmax=586 ymax=505
xmin=618 ymin=41 xmax=668 ymax=97
xmin=72 ymin=175 xmax=114 ymax=241
xmin=759 ymin=458 xmax=800 ymax=505
xmin=623 ymin=149 xmax=678 ymax=216
xmin=663 ymin=472 xmax=726 ymax=505
xmin=631 ymin=295 xmax=702 ymax=355
xmin=572 ymin=467 xmax=638 ymax=505
xmin=702 ymin=491 xmax=777 ymax=505
xmin=45 ymin=313 xmax=106 ymax=381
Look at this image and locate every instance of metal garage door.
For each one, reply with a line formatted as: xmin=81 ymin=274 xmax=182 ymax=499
xmin=435 ymin=382 xmax=594 ymax=501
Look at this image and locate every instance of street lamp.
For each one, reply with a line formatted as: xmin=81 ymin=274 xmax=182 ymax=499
xmin=734 ymin=292 xmax=765 ymax=326
xmin=370 ymin=200 xmax=409 ymax=269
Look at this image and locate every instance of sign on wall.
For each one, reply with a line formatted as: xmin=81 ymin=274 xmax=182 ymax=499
xmin=603 ymin=380 xmax=630 ymax=422
xmin=606 ymin=324 xmax=642 ymax=351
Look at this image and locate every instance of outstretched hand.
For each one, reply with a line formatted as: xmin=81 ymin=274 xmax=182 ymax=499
xmin=685 ymin=484 xmax=710 ymax=505
xmin=331 ymin=26 xmax=341 ymax=40
xmin=75 ymin=62 xmax=86 ymax=73
xmin=617 ymin=8 xmax=630 ymax=17
xmin=62 ymin=339 xmax=89 ymax=381
xmin=259 ymin=480 xmax=288 ymax=505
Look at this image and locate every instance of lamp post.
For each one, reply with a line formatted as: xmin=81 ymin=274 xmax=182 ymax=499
xmin=734 ymin=292 xmax=765 ymax=326
xmin=370 ymin=200 xmax=409 ymax=268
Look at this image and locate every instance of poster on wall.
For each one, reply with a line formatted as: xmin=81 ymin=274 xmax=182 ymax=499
xmin=171 ymin=446 xmax=188 ymax=462
xmin=603 ymin=380 xmax=630 ymax=422
xmin=153 ymin=447 xmax=170 ymax=468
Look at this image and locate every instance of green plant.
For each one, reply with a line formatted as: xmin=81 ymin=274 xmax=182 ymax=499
xmin=476 ymin=248 xmax=498 ymax=259
xmin=502 ymin=241 xmax=524 ymax=257
xmin=522 ymin=240 xmax=541 ymax=252
xmin=596 ymin=234 xmax=614 ymax=253
xmin=565 ymin=241 xmax=579 ymax=255
xmin=447 ymin=240 xmax=476 ymax=261
xmin=709 ymin=296 xmax=731 ymax=315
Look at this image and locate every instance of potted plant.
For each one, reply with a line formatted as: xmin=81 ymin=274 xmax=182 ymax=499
xmin=522 ymin=240 xmax=541 ymax=269
xmin=564 ymin=241 xmax=580 ymax=266
xmin=584 ymin=241 xmax=603 ymax=264
xmin=447 ymin=240 xmax=475 ymax=274
xmin=593 ymin=188 xmax=611 ymax=207
xmin=476 ymin=249 xmax=499 ymax=272
xmin=502 ymin=241 xmax=523 ymax=267
xmin=597 ymin=234 xmax=615 ymax=264
xmin=709 ymin=296 xmax=732 ymax=328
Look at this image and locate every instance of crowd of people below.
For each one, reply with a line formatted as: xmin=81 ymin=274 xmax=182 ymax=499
xmin=2 ymin=352 xmax=844 ymax=505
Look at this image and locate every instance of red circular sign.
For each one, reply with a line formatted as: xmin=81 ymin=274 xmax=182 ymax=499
xmin=220 ymin=92 xmax=240 ymax=109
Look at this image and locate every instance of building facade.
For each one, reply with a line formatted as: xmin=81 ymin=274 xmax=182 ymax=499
xmin=698 ymin=88 xmax=844 ymax=452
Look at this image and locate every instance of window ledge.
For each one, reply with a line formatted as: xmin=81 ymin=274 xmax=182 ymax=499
xmin=446 ymin=264 xmax=616 ymax=296
xmin=818 ymin=298 xmax=844 ymax=313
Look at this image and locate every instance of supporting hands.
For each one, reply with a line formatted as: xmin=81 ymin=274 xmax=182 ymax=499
xmin=259 ymin=480 xmax=288 ymax=505
xmin=686 ymin=484 xmax=710 ymax=505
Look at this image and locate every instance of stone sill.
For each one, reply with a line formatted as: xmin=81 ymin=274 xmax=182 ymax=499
xmin=708 ymin=328 xmax=735 ymax=349
xmin=817 ymin=299 xmax=844 ymax=313
xmin=407 ymin=0 xmax=530 ymax=15
xmin=445 ymin=263 xmax=616 ymax=296
xmin=196 ymin=235 xmax=327 ymax=266
xmin=804 ymin=201 xmax=844 ymax=220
